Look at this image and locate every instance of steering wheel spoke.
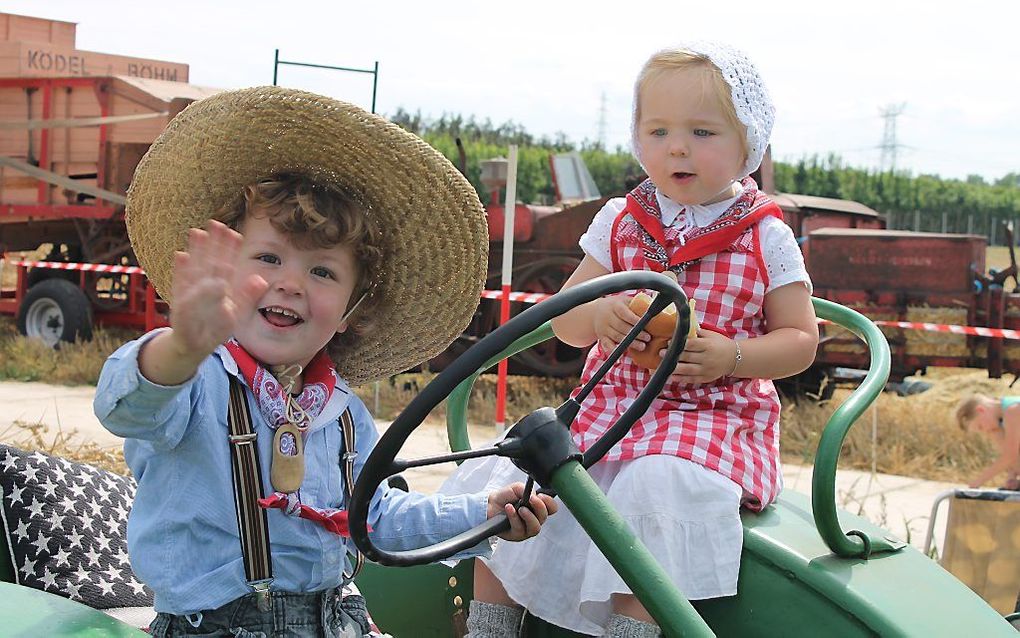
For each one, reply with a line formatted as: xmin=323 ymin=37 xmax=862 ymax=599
xmin=349 ymin=272 xmax=691 ymax=567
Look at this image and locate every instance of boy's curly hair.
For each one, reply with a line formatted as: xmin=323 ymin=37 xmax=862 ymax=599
xmin=215 ymin=172 xmax=384 ymax=362
xmin=954 ymin=394 xmax=986 ymax=431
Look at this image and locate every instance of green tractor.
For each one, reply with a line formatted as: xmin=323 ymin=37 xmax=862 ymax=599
xmin=0 ymin=272 xmax=1015 ymax=636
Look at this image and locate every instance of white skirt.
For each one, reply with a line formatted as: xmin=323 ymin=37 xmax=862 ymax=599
xmin=440 ymin=451 xmax=744 ymax=636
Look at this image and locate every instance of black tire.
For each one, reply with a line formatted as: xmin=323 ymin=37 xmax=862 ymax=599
xmin=26 ymin=267 xmax=77 ymax=289
xmin=16 ymin=279 xmax=94 ymax=347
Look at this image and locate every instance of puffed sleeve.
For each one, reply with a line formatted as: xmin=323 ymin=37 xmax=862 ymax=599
xmin=759 ymin=216 xmax=813 ymax=294
xmin=578 ymin=197 xmax=628 ymax=271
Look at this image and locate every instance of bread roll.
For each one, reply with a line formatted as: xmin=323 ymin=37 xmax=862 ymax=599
xmin=626 ymin=293 xmax=699 ymax=370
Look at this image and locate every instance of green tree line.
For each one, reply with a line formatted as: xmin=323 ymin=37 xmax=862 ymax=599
xmin=391 ymin=109 xmax=1020 ymax=236
xmin=774 ymin=155 xmax=1020 ymax=237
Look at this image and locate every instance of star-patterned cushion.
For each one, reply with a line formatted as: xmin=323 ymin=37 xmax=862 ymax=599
xmin=0 ymin=445 xmax=152 ymax=609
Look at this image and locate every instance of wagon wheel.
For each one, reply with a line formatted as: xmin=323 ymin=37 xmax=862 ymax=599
xmin=350 ymin=271 xmax=691 ymax=566
xmin=81 ymin=227 xmax=136 ymax=311
xmin=509 ymin=256 xmax=585 ymax=377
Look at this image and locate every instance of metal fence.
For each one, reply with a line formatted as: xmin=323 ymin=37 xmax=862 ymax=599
xmin=884 ymin=212 xmax=1020 ymax=246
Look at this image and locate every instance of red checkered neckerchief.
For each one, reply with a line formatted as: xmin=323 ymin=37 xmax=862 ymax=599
xmin=223 ymin=340 xmax=337 ymax=431
xmin=614 ymin=176 xmax=783 ymax=273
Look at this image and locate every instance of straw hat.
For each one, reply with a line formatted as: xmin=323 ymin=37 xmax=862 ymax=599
xmin=126 ymin=86 xmax=488 ymax=386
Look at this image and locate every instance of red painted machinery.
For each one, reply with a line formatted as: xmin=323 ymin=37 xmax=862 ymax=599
xmin=3 ymin=11 xmax=1019 ymax=392
xmin=0 ymin=12 xmax=213 ymax=343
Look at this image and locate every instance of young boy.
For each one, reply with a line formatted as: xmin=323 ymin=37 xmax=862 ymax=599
xmin=95 ymin=87 xmax=557 ymax=637
xmin=955 ymin=393 xmax=1020 ymax=490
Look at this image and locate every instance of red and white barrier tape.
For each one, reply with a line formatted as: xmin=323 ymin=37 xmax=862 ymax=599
xmin=477 ymin=289 xmax=1020 ymax=340
xmin=867 ymin=320 xmax=1020 ymax=340
xmin=8 ymin=260 xmax=145 ymax=275
xmin=8 ymin=261 xmax=1020 ymax=341
xmin=479 ymin=289 xmax=552 ymax=304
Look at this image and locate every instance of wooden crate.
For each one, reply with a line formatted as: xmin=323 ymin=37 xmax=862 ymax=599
xmin=0 ymin=12 xmax=76 ymax=48
xmin=0 ymin=40 xmax=188 ymax=81
xmin=1 ymin=76 xmax=218 ymax=207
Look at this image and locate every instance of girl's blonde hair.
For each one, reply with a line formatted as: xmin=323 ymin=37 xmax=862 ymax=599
xmin=216 ymin=172 xmax=384 ymax=361
xmin=631 ymin=49 xmax=746 ymax=160
xmin=955 ymin=393 xmax=988 ymax=431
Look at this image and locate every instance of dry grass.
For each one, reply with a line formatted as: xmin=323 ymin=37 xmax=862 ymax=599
xmin=0 ymin=419 xmax=129 ymax=476
xmin=0 ymin=317 xmax=140 ymax=385
xmin=986 ymin=246 xmax=1013 ymax=272
xmin=0 ymin=247 xmax=48 ymax=288
xmin=780 ymin=369 xmax=1000 ymax=483
xmin=356 ymin=365 xmax=1004 ymax=486
xmin=352 ymin=371 xmax=579 ymax=426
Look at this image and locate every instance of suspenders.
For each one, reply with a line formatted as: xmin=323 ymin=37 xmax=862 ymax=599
xmin=226 ymin=378 xmax=274 ymax=609
xmin=339 ymin=408 xmax=365 ymax=581
xmin=226 ymin=376 xmax=363 ymax=611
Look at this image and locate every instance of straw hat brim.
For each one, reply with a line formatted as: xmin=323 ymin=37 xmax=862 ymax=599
xmin=126 ymin=86 xmax=488 ymax=386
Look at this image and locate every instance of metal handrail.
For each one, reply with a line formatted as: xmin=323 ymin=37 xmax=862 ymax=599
xmin=810 ymin=297 xmax=896 ymax=557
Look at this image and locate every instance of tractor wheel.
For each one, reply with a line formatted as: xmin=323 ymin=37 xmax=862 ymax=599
xmin=508 ymin=256 xmax=586 ymax=377
xmin=16 ymin=279 xmax=94 ymax=347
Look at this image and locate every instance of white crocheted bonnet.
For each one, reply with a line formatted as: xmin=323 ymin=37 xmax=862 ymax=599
xmin=633 ymin=41 xmax=775 ymax=178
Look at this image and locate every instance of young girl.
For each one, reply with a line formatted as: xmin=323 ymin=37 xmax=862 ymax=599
xmin=956 ymin=394 xmax=1020 ymax=490
xmin=464 ymin=42 xmax=818 ymax=637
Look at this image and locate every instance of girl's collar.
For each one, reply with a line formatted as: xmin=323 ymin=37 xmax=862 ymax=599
xmin=654 ymin=181 xmax=745 ymax=228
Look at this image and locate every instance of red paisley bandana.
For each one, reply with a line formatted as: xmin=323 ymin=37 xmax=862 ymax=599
xmin=223 ymin=340 xmax=337 ymax=429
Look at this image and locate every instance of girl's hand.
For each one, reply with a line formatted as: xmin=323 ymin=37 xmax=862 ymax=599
xmin=487 ymin=483 xmax=559 ymax=541
xmin=667 ymin=329 xmax=739 ymax=384
xmin=168 ymin=220 xmax=268 ymax=358
xmin=594 ymin=296 xmax=650 ymax=354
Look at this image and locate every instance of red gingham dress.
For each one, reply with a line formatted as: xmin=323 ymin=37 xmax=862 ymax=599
xmin=571 ymin=177 xmax=784 ymax=510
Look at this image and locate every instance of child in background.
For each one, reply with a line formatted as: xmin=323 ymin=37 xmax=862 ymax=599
xmin=95 ymin=87 xmax=556 ymax=637
xmin=463 ymin=42 xmax=818 ymax=637
xmin=956 ymin=394 xmax=1020 ymax=489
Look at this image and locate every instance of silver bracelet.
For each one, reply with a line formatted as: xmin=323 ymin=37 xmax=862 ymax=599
xmin=729 ymin=340 xmax=742 ymax=376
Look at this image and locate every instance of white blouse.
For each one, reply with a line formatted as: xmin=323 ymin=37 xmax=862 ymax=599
xmin=578 ymin=186 xmax=812 ymax=294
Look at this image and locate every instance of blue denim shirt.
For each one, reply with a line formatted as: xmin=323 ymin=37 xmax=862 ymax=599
xmin=95 ymin=331 xmax=489 ymax=615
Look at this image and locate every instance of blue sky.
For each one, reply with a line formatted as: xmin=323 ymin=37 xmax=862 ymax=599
xmin=7 ymin=0 xmax=1018 ymax=182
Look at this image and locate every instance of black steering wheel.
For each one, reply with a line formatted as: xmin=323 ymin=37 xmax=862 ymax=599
xmin=349 ymin=271 xmax=690 ymax=567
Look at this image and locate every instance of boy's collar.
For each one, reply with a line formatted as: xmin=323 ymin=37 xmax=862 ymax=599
xmin=214 ymin=344 xmax=351 ymax=395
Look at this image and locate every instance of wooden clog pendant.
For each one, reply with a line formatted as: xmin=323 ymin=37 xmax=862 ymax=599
xmin=271 ymin=420 xmax=305 ymax=493
xmin=269 ymin=363 xmax=307 ymax=494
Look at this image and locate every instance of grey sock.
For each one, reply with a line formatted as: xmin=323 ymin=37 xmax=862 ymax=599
xmin=603 ymin=613 xmax=662 ymax=638
xmin=466 ymin=600 xmax=524 ymax=638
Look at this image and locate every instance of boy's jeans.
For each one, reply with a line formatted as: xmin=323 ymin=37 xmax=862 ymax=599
xmin=147 ymin=587 xmax=373 ymax=637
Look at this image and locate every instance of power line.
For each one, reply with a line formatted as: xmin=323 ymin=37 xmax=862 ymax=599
xmin=596 ymin=91 xmax=608 ymax=150
xmin=879 ymin=103 xmax=907 ymax=172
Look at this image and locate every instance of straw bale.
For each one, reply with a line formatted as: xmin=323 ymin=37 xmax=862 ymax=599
xmin=904 ymin=306 xmax=970 ymax=357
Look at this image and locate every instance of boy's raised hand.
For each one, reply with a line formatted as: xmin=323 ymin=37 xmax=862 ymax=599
xmin=487 ymin=483 xmax=558 ymax=541
xmin=169 ymin=220 xmax=267 ymax=359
